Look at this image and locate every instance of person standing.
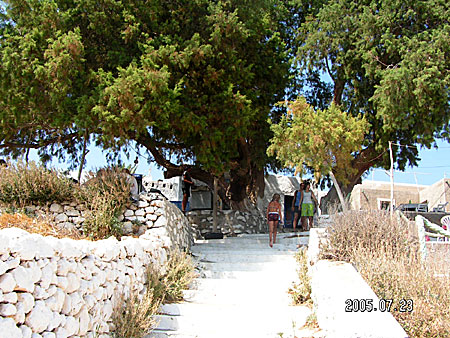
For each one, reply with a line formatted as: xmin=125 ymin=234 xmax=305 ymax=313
xmin=291 ymin=182 xmax=305 ymax=231
xmin=267 ymin=193 xmax=282 ymax=247
xmin=182 ymin=168 xmax=194 ymax=213
xmin=300 ymin=182 xmax=318 ymax=231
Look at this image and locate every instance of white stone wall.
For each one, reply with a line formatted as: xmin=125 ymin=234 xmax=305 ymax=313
xmin=0 ymin=194 xmax=193 ymax=338
xmin=188 ymin=209 xmax=266 ymax=238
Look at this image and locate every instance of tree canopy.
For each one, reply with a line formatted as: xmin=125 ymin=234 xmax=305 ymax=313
xmin=296 ymin=0 xmax=450 ymax=198
xmin=268 ymin=96 xmax=367 ymax=184
xmin=0 ymin=0 xmax=300 ymax=207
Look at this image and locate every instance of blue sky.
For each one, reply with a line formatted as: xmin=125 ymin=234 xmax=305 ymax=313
xmin=25 ymin=138 xmax=450 ymax=188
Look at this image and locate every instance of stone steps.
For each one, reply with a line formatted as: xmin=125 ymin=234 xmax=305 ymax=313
xmin=147 ymin=232 xmax=312 ymax=338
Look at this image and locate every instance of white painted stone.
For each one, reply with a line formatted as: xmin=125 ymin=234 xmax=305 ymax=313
xmin=56 ymin=238 xmax=82 ymax=259
xmin=145 ymin=206 xmax=155 ymax=213
xmin=42 ymin=332 xmax=56 ymax=338
xmin=4 ymin=291 xmax=18 ymax=303
xmin=50 ymin=203 xmax=64 ymax=213
xmin=0 ymin=233 xmax=11 ymax=254
xmin=94 ymin=237 xmax=120 ymax=261
xmin=136 ymin=216 xmax=146 ymax=222
xmin=124 ymin=209 xmax=134 ymax=217
xmin=125 ymin=215 xmax=136 ymax=221
xmin=0 ymin=317 xmax=22 ymax=338
xmin=0 ymin=303 xmax=17 ymax=316
xmin=76 ymin=306 xmax=90 ymax=335
xmin=5 ymin=256 xmax=20 ymax=270
xmin=138 ymin=200 xmax=150 ymax=208
xmin=57 ymin=276 xmax=68 ymax=291
xmin=83 ymin=294 xmax=96 ymax=310
xmin=46 ymin=311 xmax=63 ymax=331
xmin=64 ymin=316 xmax=79 ymax=337
xmin=17 ymin=293 xmax=35 ymax=313
xmin=146 ymin=213 xmax=158 ymax=221
xmin=14 ymin=303 xmax=26 ymax=324
xmin=0 ymin=227 xmax=29 ymax=238
xmin=69 ymin=292 xmax=84 ymax=316
xmin=20 ymin=325 xmax=33 ymax=338
xmin=0 ymin=260 xmax=9 ymax=275
xmin=11 ymin=267 xmax=34 ymax=293
xmin=61 ymin=292 xmax=72 ymax=315
xmin=153 ymin=215 xmax=167 ymax=228
xmin=25 ymin=300 xmax=52 ymax=333
xmin=54 ymin=327 xmax=69 ymax=338
xmin=135 ymin=208 xmax=146 ymax=216
xmin=55 ymin=213 xmax=69 ymax=223
xmin=65 ymin=272 xmax=81 ymax=293
xmin=40 ymin=264 xmax=55 ymax=289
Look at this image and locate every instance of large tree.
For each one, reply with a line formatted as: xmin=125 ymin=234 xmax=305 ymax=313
xmin=0 ymin=0 xmax=300 ymax=209
xmin=295 ymin=0 xmax=450 ymax=209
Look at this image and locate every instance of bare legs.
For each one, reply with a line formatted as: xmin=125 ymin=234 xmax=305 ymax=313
xmin=293 ymin=212 xmax=299 ymax=231
xmin=301 ymin=216 xmax=313 ymax=231
xmin=182 ymin=193 xmax=188 ymax=212
xmin=268 ymin=221 xmax=278 ymax=247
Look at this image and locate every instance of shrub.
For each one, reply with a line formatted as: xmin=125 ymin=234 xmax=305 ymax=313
xmin=289 ymin=248 xmax=312 ymax=305
xmin=112 ymin=285 xmax=159 ymax=338
xmin=77 ymin=166 xmax=131 ymax=239
xmin=321 ymin=210 xmax=450 ymax=337
xmin=112 ymin=250 xmax=196 ymax=337
xmin=162 ymin=250 xmax=197 ymax=303
xmin=0 ymin=161 xmax=75 ymax=207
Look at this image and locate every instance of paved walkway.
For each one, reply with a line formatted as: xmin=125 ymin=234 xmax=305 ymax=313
xmin=149 ymin=232 xmax=313 ymax=338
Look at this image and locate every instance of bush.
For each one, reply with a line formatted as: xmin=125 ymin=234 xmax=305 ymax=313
xmin=112 ymin=250 xmax=196 ymax=337
xmin=289 ymin=248 xmax=312 ymax=305
xmin=77 ymin=166 xmax=131 ymax=240
xmin=0 ymin=161 xmax=75 ymax=207
xmin=321 ymin=211 xmax=450 ymax=337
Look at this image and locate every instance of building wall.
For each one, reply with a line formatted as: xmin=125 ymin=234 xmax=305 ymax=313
xmin=419 ymin=178 xmax=450 ymax=212
xmin=350 ymin=181 xmax=426 ymax=211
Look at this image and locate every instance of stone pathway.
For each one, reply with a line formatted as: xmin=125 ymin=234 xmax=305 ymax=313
xmin=148 ymin=232 xmax=313 ymax=338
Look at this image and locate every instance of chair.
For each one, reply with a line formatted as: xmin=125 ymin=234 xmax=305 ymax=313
xmin=432 ymin=202 xmax=448 ymax=212
xmin=416 ymin=204 xmax=428 ymax=212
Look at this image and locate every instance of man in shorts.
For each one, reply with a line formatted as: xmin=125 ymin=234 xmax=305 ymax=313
xmin=182 ymin=168 xmax=194 ymax=213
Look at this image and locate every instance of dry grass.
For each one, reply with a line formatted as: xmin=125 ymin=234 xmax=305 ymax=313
xmin=112 ymin=288 xmax=160 ymax=338
xmin=0 ymin=161 xmax=75 ymax=207
xmin=321 ymin=210 xmax=450 ymax=337
xmin=112 ymin=250 xmax=196 ymax=337
xmin=0 ymin=212 xmax=86 ymax=240
xmin=77 ymin=166 xmax=131 ymax=240
xmin=289 ymin=248 xmax=312 ymax=305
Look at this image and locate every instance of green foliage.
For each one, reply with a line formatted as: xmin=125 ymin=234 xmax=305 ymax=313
xmin=296 ymin=0 xmax=450 ymax=173
xmin=0 ymin=0 xmax=294 ymax=177
xmin=112 ymin=250 xmax=196 ymax=337
xmin=77 ymin=166 xmax=131 ymax=240
xmin=268 ymin=97 xmax=368 ymax=184
xmin=0 ymin=161 xmax=75 ymax=206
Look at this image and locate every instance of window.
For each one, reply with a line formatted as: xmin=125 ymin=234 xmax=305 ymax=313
xmin=377 ymin=198 xmax=395 ymax=210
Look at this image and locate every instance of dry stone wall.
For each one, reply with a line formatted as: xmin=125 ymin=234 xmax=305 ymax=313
xmin=187 ymin=210 xmax=266 ymax=238
xmin=0 ymin=193 xmax=193 ymax=338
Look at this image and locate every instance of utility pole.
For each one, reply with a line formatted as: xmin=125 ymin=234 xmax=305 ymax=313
xmin=389 ymin=141 xmax=394 ymax=216
xmin=212 ymin=177 xmax=218 ymax=233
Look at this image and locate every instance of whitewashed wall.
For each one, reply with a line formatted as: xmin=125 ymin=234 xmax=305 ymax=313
xmin=0 ymin=194 xmax=193 ymax=338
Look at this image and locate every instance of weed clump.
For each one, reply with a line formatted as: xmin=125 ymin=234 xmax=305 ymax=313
xmin=0 ymin=161 xmax=75 ymax=206
xmin=289 ymin=248 xmax=312 ymax=305
xmin=321 ymin=210 xmax=450 ymax=337
xmin=112 ymin=250 xmax=196 ymax=337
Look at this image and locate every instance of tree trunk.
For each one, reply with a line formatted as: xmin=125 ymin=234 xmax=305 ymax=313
xmin=320 ymin=147 xmax=380 ymax=213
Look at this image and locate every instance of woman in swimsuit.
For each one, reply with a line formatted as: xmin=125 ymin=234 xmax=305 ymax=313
xmin=267 ymin=193 xmax=282 ymax=247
